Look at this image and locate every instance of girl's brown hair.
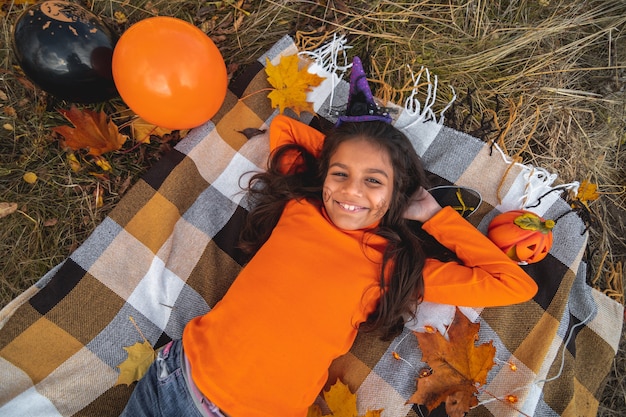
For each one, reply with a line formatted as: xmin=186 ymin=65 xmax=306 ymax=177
xmin=239 ymin=120 xmax=429 ymax=340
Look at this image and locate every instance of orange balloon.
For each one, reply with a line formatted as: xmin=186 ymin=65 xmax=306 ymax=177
xmin=112 ymin=17 xmax=227 ymax=129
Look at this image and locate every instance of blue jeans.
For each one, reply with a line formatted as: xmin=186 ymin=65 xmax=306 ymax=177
xmin=119 ymin=340 xmax=226 ymax=417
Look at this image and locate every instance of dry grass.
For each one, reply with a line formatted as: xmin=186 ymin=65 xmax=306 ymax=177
xmin=1 ymin=0 xmax=624 ymax=414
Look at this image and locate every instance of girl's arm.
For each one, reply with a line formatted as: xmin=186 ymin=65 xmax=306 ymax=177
xmin=269 ymin=114 xmax=325 ymax=155
xmin=268 ymin=114 xmax=325 ymax=175
xmin=420 ymin=206 xmax=538 ymax=307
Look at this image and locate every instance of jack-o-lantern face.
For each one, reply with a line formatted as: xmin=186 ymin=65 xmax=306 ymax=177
xmin=487 ymin=210 xmax=554 ymax=264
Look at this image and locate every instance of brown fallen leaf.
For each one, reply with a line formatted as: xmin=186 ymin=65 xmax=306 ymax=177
xmin=3 ymin=106 xmax=17 ymax=117
xmin=52 ymin=105 xmax=128 ymax=157
xmin=0 ymin=202 xmax=18 ymax=219
xmin=407 ymin=308 xmax=496 ymax=417
xmin=43 ymin=218 xmax=58 ymax=227
xmin=238 ymin=127 xmax=266 ymax=139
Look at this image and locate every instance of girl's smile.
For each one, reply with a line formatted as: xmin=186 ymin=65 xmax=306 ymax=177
xmin=323 ymin=138 xmax=394 ymax=230
xmin=337 ymin=202 xmax=366 ymax=212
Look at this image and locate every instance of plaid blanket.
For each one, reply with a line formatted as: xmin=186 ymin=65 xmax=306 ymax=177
xmin=0 ymin=35 xmax=622 ymax=417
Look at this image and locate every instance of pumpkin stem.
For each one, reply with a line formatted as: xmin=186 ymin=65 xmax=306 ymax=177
xmin=514 ymin=213 xmax=554 ymax=234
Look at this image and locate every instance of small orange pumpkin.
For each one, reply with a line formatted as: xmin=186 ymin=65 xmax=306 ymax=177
xmin=487 ymin=210 xmax=555 ymax=264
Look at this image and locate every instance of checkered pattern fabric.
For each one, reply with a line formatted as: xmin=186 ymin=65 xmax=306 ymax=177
xmin=0 ymin=35 xmax=622 ymax=417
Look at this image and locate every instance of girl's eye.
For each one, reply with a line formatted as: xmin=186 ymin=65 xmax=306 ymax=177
xmin=366 ymin=178 xmax=383 ymax=185
xmin=330 ymin=171 xmax=347 ymax=178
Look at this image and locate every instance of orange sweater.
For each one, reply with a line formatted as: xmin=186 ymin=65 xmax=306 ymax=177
xmin=182 ymin=115 xmax=537 ymax=417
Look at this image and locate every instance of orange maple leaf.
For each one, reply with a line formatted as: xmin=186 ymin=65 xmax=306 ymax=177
xmin=265 ymin=54 xmax=325 ymax=115
xmin=52 ymin=105 xmax=128 ymax=156
xmin=407 ymin=308 xmax=495 ymax=417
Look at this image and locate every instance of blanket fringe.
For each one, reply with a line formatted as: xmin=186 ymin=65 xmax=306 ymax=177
xmin=298 ymin=33 xmax=352 ymax=118
xmin=491 ymin=141 xmax=579 ymax=210
xmin=299 ymin=34 xmax=457 ymax=126
xmin=403 ymin=65 xmax=456 ymax=126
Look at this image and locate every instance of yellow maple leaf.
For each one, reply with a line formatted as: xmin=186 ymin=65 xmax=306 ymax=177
xmin=307 ymin=380 xmax=383 ymax=417
xmin=23 ymin=171 xmax=38 ymax=184
xmin=93 ymin=156 xmax=112 ymax=172
xmin=307 ymin=405 xmax=324 ymax=417
xmin=116 ymin=340 xmax=156 ymax=386
xmin=67 ymin=153 xmax=82 ymax=172
xmin=265 ymin=54 xmax=325 ymax=115
xmin=575 ymin=180 xmax=600 ymax=210
xmin=114 ymin=10 xmax=128 ymax=24
xmin=131 ymin=117 xmax=173 ymax=144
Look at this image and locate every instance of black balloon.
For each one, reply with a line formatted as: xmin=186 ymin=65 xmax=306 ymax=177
xmin=12 ymin=1 xmax=118 ymax=103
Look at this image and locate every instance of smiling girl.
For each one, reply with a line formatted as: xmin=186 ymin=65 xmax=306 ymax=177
xmin=120 ymin=113 xmax=537 ymax=417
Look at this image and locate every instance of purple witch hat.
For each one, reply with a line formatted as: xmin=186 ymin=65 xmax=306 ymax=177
xmin=336 ymin=56 xmax=393 ymax=126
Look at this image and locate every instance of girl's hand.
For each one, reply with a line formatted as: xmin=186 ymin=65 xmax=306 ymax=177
xmin=404 ymin=187 xmax=442 ymax=222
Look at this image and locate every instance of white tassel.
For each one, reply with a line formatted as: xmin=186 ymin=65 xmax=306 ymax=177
xmin=298 ymin=34 xmax=353 ymax=116
xmin=491 ymin=142 xmax=579 ymax=210
xmin=438 ymin=85 xmax=456 ymax=124
xmin=298 ymin=33 xmax=352 ymax=74
xmin=403 ymin=65 xmax=456 ymax=127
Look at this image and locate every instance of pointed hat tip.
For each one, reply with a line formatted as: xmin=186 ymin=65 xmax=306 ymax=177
xmin=336 ymin=55 xmax=392 ymax=126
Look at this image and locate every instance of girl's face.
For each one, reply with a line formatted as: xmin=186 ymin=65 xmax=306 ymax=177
xmin=322 ymin=138 xmax=394 ymax=230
